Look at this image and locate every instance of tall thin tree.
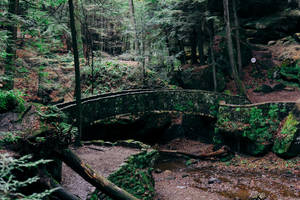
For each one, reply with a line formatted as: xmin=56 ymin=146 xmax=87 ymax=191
xmin=74 ymin=0 xmax=84 ymax=57
xmin=4 ymin=0 xmax=19 ymax=90
xmin=232 ymin=0 xmax=242 ymax=77
xmin=223 ymin=0 xmax=245 ymax=95
xmin=207 ymin=19 xmax=217 ymax=92
xmin=68 ymin=0 xmax=82 ymax=146
xmin=128 ymin=0 xmax=139 ymax=55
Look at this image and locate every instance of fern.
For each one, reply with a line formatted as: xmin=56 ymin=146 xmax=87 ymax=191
xmin=0 ymin=154 xmax=56 ymax=200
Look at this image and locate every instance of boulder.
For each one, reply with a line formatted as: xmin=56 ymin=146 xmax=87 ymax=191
xmin=170 ymin=64 xmax=225 ymax=92
xmin=273 ymin=112 xmax=300 ymax=157
xmin=242 ymin=9 xmax=300 ymax=44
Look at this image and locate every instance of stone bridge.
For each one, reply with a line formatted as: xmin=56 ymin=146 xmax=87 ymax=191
xmin=57 ymin=89 xmax=299 ymax=156
xmin=56 ymin=89 xmax=250 ymax=127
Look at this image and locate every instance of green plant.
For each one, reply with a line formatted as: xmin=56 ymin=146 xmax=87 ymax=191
xmin=0 ymin=132 xmax=22 ymax=145
xmin=0 ymin=154 xmax=56 ymax=200
xmin=273 ymin=113 xmax=299 ymax=155
xmin=0 ymin=90 xmax=25 ymax=113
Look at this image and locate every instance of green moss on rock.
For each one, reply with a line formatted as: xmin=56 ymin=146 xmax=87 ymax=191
xmin=215 ymin=104 xmax=280 ymax=155
xmin=273 ymin=113 xmax=299 ymax=157
xmin=90 ymin=150 xmax=158 ymax=200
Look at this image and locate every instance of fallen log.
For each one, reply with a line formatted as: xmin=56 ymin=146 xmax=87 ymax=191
xmin=38 ymin=168 xmax=80 ymax=200
xmin=159 ymin=145 xmax=230 ymax=159
xmin=55 ymin=148 xmax=139 ymax=200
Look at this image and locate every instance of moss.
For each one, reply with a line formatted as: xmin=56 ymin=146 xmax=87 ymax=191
xmin=273 ymin=113 xmax=299 ymax=156
xmin=216 ymin=104 xmax=281 ymax=155
xmin=0 ymin=90 xmax=25 ymax=113
xmin=89 ymin=150 xmax=158 ymax=200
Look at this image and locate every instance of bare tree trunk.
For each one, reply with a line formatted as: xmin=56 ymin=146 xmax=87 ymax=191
xmin=4 ymin=0 xmax=19 ymax=90
xmin=191 ymin=28 xmax=198 ymax=64
xmin=73 ymin=0 xmax=84 ymax=57
xmin=223 ymin=0 xmax=246 ymax=96
xmin=232 ymin=0 xmax=242 ymax=77
xmin=55 ymin=149 xmax=140 ymax=200
xmin=208 ymin=20 xmax=217 ymax=92
xmin=197 ymin=28 xmax=205 ymax=65
xmin=68 ymin=0 xmax=82 ymax=146
xmin=128 ymin=0 xmax=139 ymax=55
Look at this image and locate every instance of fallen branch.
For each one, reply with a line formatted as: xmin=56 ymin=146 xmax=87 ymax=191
xmin=55 ymin=148 xmax=139 ymax=200
xmin=159 ymin=146 xmax=230 ymax=159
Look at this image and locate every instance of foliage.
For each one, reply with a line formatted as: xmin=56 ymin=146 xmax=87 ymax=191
xmin=36 ymin=105 xmax=77 ymax=146
xmin=0 ymin=90 xmax=25 ymax=114
xmin=90 ymin=150 xmax=158 ymax=200
xmin=272 ymin=113 xmax=299 ymax=156
xmin=0 ymin=154 xmax=56 ymax=200
xmin=216 ymin=104 xmax=282 ymax=155
xmin=0 ymin=131 xmax=22 ymax=146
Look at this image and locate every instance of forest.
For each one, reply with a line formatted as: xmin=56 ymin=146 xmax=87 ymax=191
xmin=0 ymin=0 xmax=300 ymax=199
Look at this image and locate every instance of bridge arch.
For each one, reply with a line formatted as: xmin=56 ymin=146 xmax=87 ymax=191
xmin=57 ymin=89 xmax=249 ymax=127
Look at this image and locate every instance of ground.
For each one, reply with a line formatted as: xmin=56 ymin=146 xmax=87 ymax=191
xmin=154 ymin=139 xmax=300 ymax=200
xmin=61 ymin=139 xmax=300 ymax=200
xmin=61 ymin=145 xmax=141 ymax=199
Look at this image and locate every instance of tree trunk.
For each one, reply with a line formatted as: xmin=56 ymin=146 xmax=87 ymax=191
xmin=232 ymin=0 xmax=243 ymax=77
xmin=73 ymin=0 xmax=84 ymax=57
xmin=191 ymin=28 xmax=198 ymax=64
xmin=128 ymin=0 xmax=139 ymax=55
xmin=68 ymin=0 xmax=82 ymax=146
xmin=197 ymin=26 xmax=205 ymax=65
xmin=223 ymin=0 xmax=246 ymax=96
xmin=164 ymin=29 xmax=174 ymax=71
xmin=208 ymin=20 xmax=217 ymax=92
xmin=175 ymin=33 xmax=186 ymax=65
xmin=4 ymin=0 xmax=19 ymax=90
xmin=55 ymin=149 xmax=140 ymax=200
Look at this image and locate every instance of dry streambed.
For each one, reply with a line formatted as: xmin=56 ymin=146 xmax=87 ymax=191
xmin=154 ymin=139 xmax=300 ymax=200
xmin=61 ymin=140 xmax=300 ymax=200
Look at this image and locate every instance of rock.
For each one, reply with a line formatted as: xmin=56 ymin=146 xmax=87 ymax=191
xmin=293 ymin=33 xmax=300 ymax=43
xmin=273 ymin=113 xmax=300 ymax=157
xmin=170 ymin=64 xmax=226 ymax=92
xmin=253 ymin=84 xmax=273 ymax=93
xmin=182 ymin=174 xmax=189 ymax=178
xmin=163 ymin=170 xmax=172 ymax=175
xmin=268 ymin=41 xmax=276 ymax=46
xmin=272 ymin=83 xmax=285 ymax=91
xmin=208 ymin=177 xmax=221 ymax=184
xmin=249 ymin=191 xmax=267 ymax=200
xmin=261 ymin=84 xmax=273 ymax=93
xmin=272 ymin=70 xmax=280 ymax=79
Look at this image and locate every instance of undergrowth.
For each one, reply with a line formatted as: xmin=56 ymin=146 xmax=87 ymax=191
xmin=0 ymin=154 xmax=56 ymax=200
xmin=0 ymin=90 xmax=25 ymax=114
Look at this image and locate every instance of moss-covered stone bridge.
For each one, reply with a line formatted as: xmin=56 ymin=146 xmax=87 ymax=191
xmin=56 ymin=89 xmax=250 ymax=125
xmin=56 ymin=89 xmax=299 ymax=157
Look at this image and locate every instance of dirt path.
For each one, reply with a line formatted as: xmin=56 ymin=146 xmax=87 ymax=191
xmin=153 ymin=139 xmax=300 ymax=200
xmin=61 ymin=145 xmax=140 ymax=199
